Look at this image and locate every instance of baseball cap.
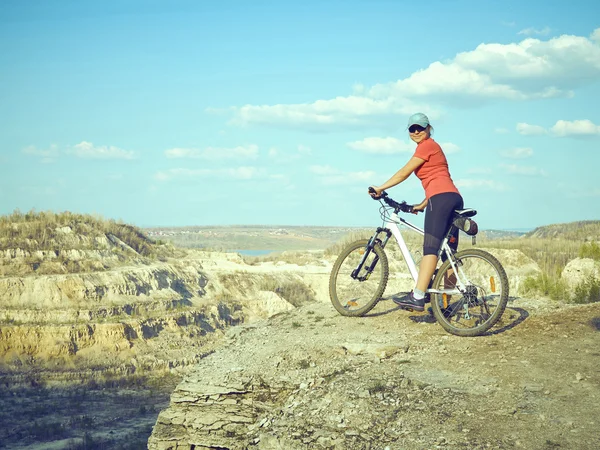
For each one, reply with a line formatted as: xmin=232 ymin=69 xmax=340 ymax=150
xmin=407 ymin=113 xmax=430 ymax=129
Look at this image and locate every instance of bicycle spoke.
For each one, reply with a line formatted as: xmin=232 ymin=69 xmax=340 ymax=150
xmin=329 ymin=240 xmax=388 ymax=317
xmin=430 ymin=249 xmax=509 ymax=336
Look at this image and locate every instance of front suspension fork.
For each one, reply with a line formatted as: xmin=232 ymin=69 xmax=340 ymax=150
xmin=351 ymin=228 xmax=391 ymax=280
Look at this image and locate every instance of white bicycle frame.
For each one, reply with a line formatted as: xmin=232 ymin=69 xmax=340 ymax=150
xmin=382 ymin=211 xmax=467 ymax=295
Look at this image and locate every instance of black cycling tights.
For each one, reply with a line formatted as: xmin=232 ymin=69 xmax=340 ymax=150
xmin=423 ymin=192 xmax=464 ymax=257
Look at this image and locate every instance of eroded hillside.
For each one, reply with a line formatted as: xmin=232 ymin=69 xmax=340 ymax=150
xmin=0 ymin=213 xmax=330 ymax=448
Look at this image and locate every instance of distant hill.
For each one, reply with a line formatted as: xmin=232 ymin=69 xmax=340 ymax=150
xmin=479 ymin=229 xmax=526 ymax=240
xmin=524 ymin=220 xmax=600 ymax=241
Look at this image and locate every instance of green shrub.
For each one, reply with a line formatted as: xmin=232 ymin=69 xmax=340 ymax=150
xmin=522 ymin=272 xmax=569 ymax=301
xmin=573 ymin=276 xmax=600 ymax=304
xmin=275 ymin=281 xmax=316 ymax=307
xmin=579 ymin=242 xmax=600 ymax=261
xmin=257 ymin=276 xmax=315 ymax=307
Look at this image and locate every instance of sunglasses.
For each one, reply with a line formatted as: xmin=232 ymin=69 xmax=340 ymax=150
xmin=409 ymin=125 xmax=427 ymax=133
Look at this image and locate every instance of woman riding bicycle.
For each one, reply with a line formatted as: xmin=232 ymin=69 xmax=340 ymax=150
xmin=369 ymin=112 xmax=463 ymax=312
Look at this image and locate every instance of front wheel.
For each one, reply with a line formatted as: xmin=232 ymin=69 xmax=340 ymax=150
xmin=430 ymin=249 xmax=509 ymax=337
xmin=329 ymin=239 xmax=389 ymax=317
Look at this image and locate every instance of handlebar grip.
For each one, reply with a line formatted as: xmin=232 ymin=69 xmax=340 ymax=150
xmin=368 ymin=186 xmax=387 ymax=199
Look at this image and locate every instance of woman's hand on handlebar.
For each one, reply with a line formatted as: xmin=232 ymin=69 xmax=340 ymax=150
xmin=411 ymin=200 xmax=427 ymax=214
xmin=368 ymin=186 xmax=383 ymax=198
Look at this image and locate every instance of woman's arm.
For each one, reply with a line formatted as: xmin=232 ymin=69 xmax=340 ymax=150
xmin=370 ymin=156 xmax=425 ymax=195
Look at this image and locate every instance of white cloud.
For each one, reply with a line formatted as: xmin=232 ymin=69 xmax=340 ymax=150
xmin=68 ymin=141 xmax=136 ymax=160
xmin=310 ymin=165 xmax=338 ymax=176
xmin=310 ymin=165 xmax=375 ymax=186
xmin=25 ymin=142 xmax=137 ymax=160
xmin=213 ymin=28 xmax=600 ymax=129
xmin=518 ymin=26 xmax=551 ymax=36
xmin=346 ymin=137 xmax=458 ymax=155
xmin=155 ymin=166 xmax=278 ymax=181
xmin=369 ymin=30 xmax=600 ymax=102
xmin=467 ymin=167 xmax=492 ymax=175
xmin=440 ymin=142 xmax=460 ymax=154
xmin=352 ymin=83 xmax=366 ymax=94
xmin=268 ymin=144 xmax=312 ymax=163
xmin=455 ymin=179 xmax=509 ymax=191
xmin=516 ymin=119 xmax=600 ymax=138
xmin=165 ymin=144 xmax=258 ymax=160
xmin=452 ymin=32 xmax=600 ymax=90
xmin=22 ymin=144 xmax=59 ymax=163
xmin=550 ymin=119 xmax=600 ymax=137
xmin=500 ymin=147 xmax=534 ymax=159
xmin=369 ymin=63 xmax=527 ymax=102
xmin=517 ymin=123 xmax=548 ymax=136
xmin=226 ymin=96 xmax=432 ymax=130
xmin=297 ymin=144 xmax=312 ymax=155
xmin=500 ymin=163 xmax=547 ymax=176
xmin=347 ymin=137 xmax=414 ymax=154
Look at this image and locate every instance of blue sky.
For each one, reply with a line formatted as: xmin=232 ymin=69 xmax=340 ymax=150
xmin=1 ymin=0 xmax=599 ymax=230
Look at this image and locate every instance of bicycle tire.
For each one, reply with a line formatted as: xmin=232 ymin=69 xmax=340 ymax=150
xmin=430 ymin=248 xmax=509 ymax=337
xmin=329 ymin=239 xmax=389 ymax=317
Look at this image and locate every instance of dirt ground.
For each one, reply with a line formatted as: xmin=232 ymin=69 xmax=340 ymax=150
xmin=313 ymin=297 xmax=600 ymax=449
xmin=150 ymin=296 xmax=600 ymax=450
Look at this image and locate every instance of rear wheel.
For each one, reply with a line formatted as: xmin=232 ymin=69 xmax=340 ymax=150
xmin=329 ymin=239 xmax=388 ymax=317
xmin=430 ymin=249 xmax=508 ymax=336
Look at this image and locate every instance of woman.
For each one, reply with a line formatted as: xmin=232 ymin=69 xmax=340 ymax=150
xmin=369 ymin=112 xmax=463 ymax=312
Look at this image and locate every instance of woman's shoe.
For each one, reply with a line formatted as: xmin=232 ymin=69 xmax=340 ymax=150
xmin=393 ymin=291 xmax=425 ymax=312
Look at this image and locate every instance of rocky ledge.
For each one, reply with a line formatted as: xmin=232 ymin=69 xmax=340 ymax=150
xmin=148 ymin=299 xmax=600 ymax=450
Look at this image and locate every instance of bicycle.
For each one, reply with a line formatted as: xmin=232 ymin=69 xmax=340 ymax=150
xmin=329 ymin=188 xmax=509 ymax=337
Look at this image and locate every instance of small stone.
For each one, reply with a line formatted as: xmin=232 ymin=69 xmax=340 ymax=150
xmin=524 ymin=384 xmax=543 ymax=393
xmin=575 ymin=373 xmax=583 ymax=382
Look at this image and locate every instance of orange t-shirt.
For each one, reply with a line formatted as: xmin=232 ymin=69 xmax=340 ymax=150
xmin=413 ymin=138 xmax=459 ymax=199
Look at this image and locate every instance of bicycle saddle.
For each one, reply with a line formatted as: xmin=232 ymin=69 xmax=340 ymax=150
xmin=453 ymin=208 xmax=477 ymax=218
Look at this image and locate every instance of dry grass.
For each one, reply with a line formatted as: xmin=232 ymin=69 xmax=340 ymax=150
xmin=242 ymin=250 xmax=326 ymax=266
xmin=483 ymin=237 xmax=600 ymax=303
xmin=0 ymin=209 xmax=177 ymax=276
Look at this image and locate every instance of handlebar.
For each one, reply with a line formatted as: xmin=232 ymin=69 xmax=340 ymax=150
xmin=368 ymin=187 xmax=414 ymax=214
